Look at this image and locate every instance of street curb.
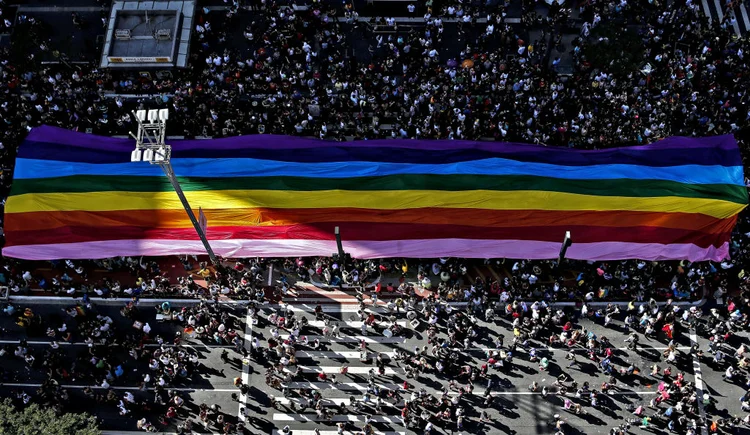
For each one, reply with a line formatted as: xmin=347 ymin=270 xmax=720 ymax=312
xmin=7 ymin=295 xmax=247 ymax=305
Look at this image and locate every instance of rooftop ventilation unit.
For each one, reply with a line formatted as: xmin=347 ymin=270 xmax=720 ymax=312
xmin=155 ymin=29 xmax=172 ymax=40
xmin=115 ymin=29 xmax=131 ymax=40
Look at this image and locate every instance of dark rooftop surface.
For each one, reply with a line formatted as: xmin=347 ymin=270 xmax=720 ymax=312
xmin=109 ymin=9 xmax=177 ymax=57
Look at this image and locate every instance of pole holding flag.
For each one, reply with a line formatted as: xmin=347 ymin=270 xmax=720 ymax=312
xmin=559 ymin=231 xmax=572 ymax=264
xmin=334 ymin=226 xmax=346 ymax=260
xmin=198 ymin=207 xmax=207 ymax=235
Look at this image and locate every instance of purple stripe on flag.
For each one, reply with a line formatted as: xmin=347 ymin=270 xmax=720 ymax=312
xmin=19 ymin=125 xmax=744 ymax=168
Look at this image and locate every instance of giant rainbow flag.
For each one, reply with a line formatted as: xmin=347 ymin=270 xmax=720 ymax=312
xmin=2 ymin=126 xmax=747 ymax=261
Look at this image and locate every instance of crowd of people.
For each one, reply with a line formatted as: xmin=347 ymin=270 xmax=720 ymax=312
xmin=0 ymin=0 xmax=748 ymax=299
xmin=2 ymin=295 xmax=248 ymax=433
xmin=0 ymin=0 xmax=748 ymax=145
xmin=1 ymin=257 xmax=749 ymax=433
xmin=0 ymin=0 xmax=749 ymax=431
xmin=0 ymin=250 xmax=741 ymax=309
xmin=0 ymin=0 xmax=748 ymax=292
xmin=256 ymin=278 xmax=750 ymax=435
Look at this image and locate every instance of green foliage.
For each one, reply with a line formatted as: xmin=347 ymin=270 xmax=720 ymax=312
xmin=582 ymin=23 xmax=645 ymax=77
xmin=0 ymin=398 xmax=100 ymax=435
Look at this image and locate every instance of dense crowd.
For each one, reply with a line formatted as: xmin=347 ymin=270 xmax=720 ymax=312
xmin=0 ymin=0 xmax=749 ymax=431
xmin=258 ymin=278 xmax=750 ymax=435
xmin=1 ymin=0 xmax=749 ymax=146
xmin=3 ymin=260 xmax=750 ymax=433
xmin=2 ymin=296 xmax=247 ymax=434
xmin=0 ymin=0 xmax=749 ymax=303
xmin=1 ymin=252 xmax=741 ymax=306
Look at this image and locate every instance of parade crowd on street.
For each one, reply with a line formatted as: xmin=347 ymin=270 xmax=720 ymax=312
xmin=255 ymin=259 xmax=750 ymax=435
xmin=0 ymin=0 xmax=749 ymax=433
xmin=4 ymin=256 xmax=750 ymax=434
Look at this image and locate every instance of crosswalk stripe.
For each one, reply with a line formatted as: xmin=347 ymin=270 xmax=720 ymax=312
xmin=266 ymin=295 xmax=690 ymax=435
xmin=270 ymin=304 xmax=367 ymax=313
xmin=740 ymin=3 xmax=750 ymax=32
xmin=306 ymin=320 xmax=408 ymax=328
xmin=285 ymin=365 xmax=399 ymax=375
xmin=273 ymin=397 xmax=402 ymax=407
xmin=272 ymin=431 xmax=404 ymax=435
xmin=273 ymin=413 xmax=404 ymax=423
xmin=713 ymin=0 xmax=724 ymax=21
xmin=703 ymin=0 xmax=714 ymax=22
xmin=304 ymin=335 xmax=406 ymax=344
xmin=296 ymin=351 xmax=397 ymax=358
xmin=283 ymin=381 xmax=402 ymax=391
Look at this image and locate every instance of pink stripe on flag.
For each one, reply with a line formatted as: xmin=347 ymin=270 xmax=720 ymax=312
xmin=1 ymin=239 xmax=730 ymax=262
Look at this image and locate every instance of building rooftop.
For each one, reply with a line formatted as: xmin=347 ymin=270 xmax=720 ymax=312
xmin=100 ymin=0 xmax=195 ymax=69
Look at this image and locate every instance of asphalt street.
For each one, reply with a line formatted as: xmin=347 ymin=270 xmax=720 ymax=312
xmin=246 ymin=290 xmax=750 ymax=435
xmin=2 ymin=285 xmax=749 ymax=434
xmin=0 ymin=298 xmax=250 ymax=433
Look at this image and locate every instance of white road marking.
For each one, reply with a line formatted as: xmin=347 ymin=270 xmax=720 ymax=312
xmin=296 ymin=351 xmax=397 ymax=359
xmin=273 ymin=413 xmax=404 ymax=423
xmin=713 ymin=0 xmax=724 ymax=21
xmin=238 ymin=307 xmax=253 ymax=422
xmin=285 ymin=365 xmax=399 ymax=375
xmin=282 ymin=381 xmax=401 ymax=391
xmin=702 ymin=0 xmax=713 ymax=22
xmin=273 ymin=396 xmax=401 ymax=407
xmin=288 ymin=290 xmax=402 ymax=299
xmin=689 ymin=332 xmax=710 ymax=435
xmin=103 ymin=432 xmax=181 ymax=435
xmin=303 ymin=335 xmax=406 ymax=344
xmin=272 ymin=431 xmax=404 ymax=435
xmin=740 ymin=2 xmax=750 ymax=30
xmin=306 ymin=320 xmax=408 ymax=328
